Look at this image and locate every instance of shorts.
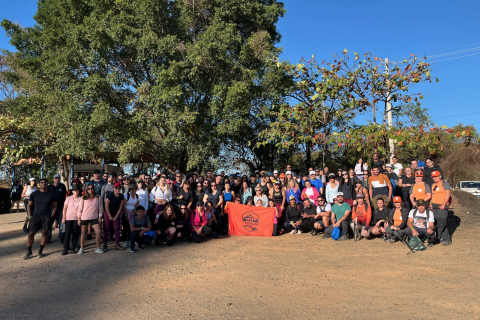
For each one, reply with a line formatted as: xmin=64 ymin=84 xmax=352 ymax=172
xmin=29 ymin=215 xmax=52 ymax=232
xmin=81 ymin=218 xmax=99 ymax=226
xmin=315 ymin=220 xmax=326 ymax=227
xmin=12 ymin=194 xmax=21 ymax=201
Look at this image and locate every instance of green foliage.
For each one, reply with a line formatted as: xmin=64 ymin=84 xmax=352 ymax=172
xmin=1 ymin=0 xmax=286 ymax=171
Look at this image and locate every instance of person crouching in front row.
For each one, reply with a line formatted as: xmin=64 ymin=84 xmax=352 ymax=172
xmin=129 ymin=206 xmax=152 ymax=253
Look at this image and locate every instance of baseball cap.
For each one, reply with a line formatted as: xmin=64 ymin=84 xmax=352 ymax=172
xmin=337 ymin=168 xmax=343 ymax=171
xmin=289 ymin=195 xmax=296 ymax=201
xmin=274 ymin=180 xmax=281 ymax=185
xmin=309 ymin=171 xmax=315 ymax=175
xmin=279 ymin=173 xmax=285 ymax=178
xmin=193 ymin=172 xmax=198 ymax=175
xmin=355 ymin=179 xmax=362 ymax=184
xmin=72 ymin=177 xmax=80 ymax=182
xmin=385 ymin=164 xmax=392 ymax=168
xmin=356 ymin=193 xmax=365 ymax=198
xmin=336 ymin=192 xmax=344 ymax=196
xmin=93 ymin=169 xmax=100 ymax=174
xmin=54 ymin=174 xmax=61 ymax=178
xmin=393 ymin=196 xmax=402 ymax=203
xmin=71 ymin=185 xmax=81 ymax=191
xmin=415 ymin=170 xmax=424 ymax=177
xmin=286 ymin=171 xmax=292 ymax=175
xmin=113 ymin=182 xmax=122 ymax=188
xmin=416 ymin=199 xmax=429 ymax=207
xmin=328 ymin=173 xmax=335 ymax=178
xmin=273 ymin=170 xmax=278 ymax=174
xmin=431 ymin=171 xmax=441 ymax=177
xmin=29 ymin=178 xmax=36 ymax=181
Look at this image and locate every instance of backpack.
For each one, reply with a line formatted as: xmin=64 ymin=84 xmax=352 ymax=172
xmin=354 ymin=202 xmax=369 ymax=213
xmin=331 ymin=227 xmax=342 ymax=240
xmin=127 ymin=193 xmax=139 ymax=201
xmin=408 ymin=236 xmax=427 ymax=251
xmin=412 ymin=208 xmax=433 ymax=223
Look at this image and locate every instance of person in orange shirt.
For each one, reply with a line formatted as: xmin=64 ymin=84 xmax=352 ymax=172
xmin=429 ymin=171 xmax=452 ymax=246
xmin=350 ymin=193 xmax=371 ymax=240
xmin=385 ymin=196 xmax=409 ymax=243
xmin=409 ymin=171 xmax=432 ymax=208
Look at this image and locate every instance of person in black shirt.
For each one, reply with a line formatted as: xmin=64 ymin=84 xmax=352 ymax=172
xmin=10 ymin=180 xmax=23 ymax=213
xmin=300 ymin=198 xmax=317 ymax=234
xmin=176 ymin=180 xmax=194 ymax=211
xmin=285 ymin=196 xmax=302 ymax=234
xmin=371 ymin=153 xmax=385 ymax=173
xmin=398 ymin=166 xmax=415 ymax=210
xmin=48 ymin=174 xmax=67 ymax=243
xmin=24 ymin=178 xmax=57 ymax=260
xmin=423 ymin=158 xmax=444 ymax=187
xmin=369 ymin=198 xmax=389 ymax=240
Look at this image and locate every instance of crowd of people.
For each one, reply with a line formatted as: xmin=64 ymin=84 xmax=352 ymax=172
xmin=16 ymin=154 xmax=452 ymax=260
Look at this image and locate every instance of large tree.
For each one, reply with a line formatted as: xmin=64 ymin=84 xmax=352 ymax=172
xmin=2 ymin=0 xmax=285 ymax=172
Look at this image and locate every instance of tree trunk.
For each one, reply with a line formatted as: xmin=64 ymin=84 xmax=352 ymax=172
xmin=305 ymin=143 xmax=311 ymax=170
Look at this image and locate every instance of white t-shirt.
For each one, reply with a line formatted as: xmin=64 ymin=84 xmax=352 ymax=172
xmin=124 ymin=193 xmax=139 ymax=211
xmin=408 ymin=209 xmax=434 ymax=229
xmin=392 ymin=163 xmax=404 ymax=176
xmin=316 ymin=203 xmax=332 ymax=214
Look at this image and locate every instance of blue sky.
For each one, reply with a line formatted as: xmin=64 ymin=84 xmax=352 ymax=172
xmin=1 ymin=0 xmax=479 ymax=127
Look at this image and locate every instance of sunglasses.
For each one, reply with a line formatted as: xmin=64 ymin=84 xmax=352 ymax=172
xmin=87 ymin=188 xmax=94 ymax=190
xmin=342 ymin=173 xmax=348 ymax=176
xmin=40 ymin=181 xmax=47 ymax=184
xmin=180 ymin=207 xmax=186 ymax=210
xmin=197 ymin=185 xmax=202 ymax=187
xmin=211 ymin=184 xmax=216 ymax=187
xmin=123 ymin=178 xmax=128 ymax=181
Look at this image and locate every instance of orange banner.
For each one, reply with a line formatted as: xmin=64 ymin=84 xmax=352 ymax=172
xmin=227 ymin=203 xmax=275 ymax=237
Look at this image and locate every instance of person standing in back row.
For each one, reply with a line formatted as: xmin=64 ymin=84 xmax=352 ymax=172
xmin=429 ymin=171 xmax=452 ymax=246
xmin=423 ymin=158 xmax=444 ymax=187
xmin=23 ymin=178 xmax=57 ymax=260
xmin=371 ymin=153 xmax=385 ymax=173
xmin=48 ymin=174 xmax=67 ymax=243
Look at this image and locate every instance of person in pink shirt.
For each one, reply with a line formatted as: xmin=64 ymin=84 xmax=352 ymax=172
xmin=190 ymin=201 xmax=212 ymax=243
xmin=301 ymin=180 xmax=320 ymax=206
xmin=77 ymin=184 xmax=104 ymax=254
xmin=61 ymin=185 xmax=82 ymax=255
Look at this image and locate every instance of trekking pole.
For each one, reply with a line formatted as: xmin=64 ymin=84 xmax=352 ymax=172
xmin=353 ymin=217 xmax=358 ymax=242
xmin=407 ymin=234 xmax=429 ymax=255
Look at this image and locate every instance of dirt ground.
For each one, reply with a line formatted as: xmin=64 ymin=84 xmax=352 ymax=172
xmin=1 ymin=190 xmax=479 ymax=319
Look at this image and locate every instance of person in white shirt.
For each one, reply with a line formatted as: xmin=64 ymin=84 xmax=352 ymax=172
xmin=392 ymin=156 xmax=403 ymax=176
xmin=150 ymin=177 xmax=172 ymax=217
xmin=404 ymin=199 xmax=436 ymax=247
xmin=313 ymin=196 xmax=332 ymax=235
xmin=124 ymin=186 xmax=139 ymax=222
xmin=354 ymin=157 xmax=368 ymax=180
xmin=135 ymin=179 xmax=149 ymax=211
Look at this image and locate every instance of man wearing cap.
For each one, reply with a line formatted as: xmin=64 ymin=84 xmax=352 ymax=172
xmin=405 ymin=199 xmax=436 ymax=246
xmin=351 ymin=192 xmax=372 ymax=240
xmin=430 ymin=171 xmax=452 ymax=246
xmin=313 ymin=196 xmax=331 ymax=235
xmin=409 ymin=171 xmax=432 ymax=208
xmin=48 ymin=174 xmax=67 ymax=243
xmin=24 ymin=178 xmax=57 ymax=259
xmin=309 ymin=171 xmax=324 ymax=196
xmin=324 ymin=192 xmax=351 ymax=240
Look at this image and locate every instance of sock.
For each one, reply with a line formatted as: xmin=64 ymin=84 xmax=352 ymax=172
xmin=39 ymin=245 xmax=45 ymax=254
xmin=27 ymin=246 xmax=32 ymax=253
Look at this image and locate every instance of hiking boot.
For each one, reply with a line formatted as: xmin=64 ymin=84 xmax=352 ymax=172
xmin=37 ymin=251 xmax=45 ymax=258
xmin=23 ymin=251 xmax=33 ymax=260
xmin=442 ymin=240 xmax=452 ymax=246
xmin=337 ymin=235 xmax=349 ymax=241
xmin=61 ymin=248 xmax=69 ymax=256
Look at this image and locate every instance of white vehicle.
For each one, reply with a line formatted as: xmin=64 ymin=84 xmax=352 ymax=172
xmin=455 ymin=181 xmax=480 ymax=198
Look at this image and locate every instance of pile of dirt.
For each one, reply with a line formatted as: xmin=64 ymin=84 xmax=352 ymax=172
xmin=450 ymin=189 xmax=480 ymax=225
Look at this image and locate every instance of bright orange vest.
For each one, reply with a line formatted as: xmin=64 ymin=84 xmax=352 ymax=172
xmin=412 ymin=183 xmax=428 ymax=200
xmin=431 ymin=181 xmax=447 ymax=205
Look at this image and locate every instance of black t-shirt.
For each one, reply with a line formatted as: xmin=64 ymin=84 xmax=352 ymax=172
xmin=249 ymin=181 xmax=257 ymax=190
xmin=400 ymin=175 xmax=415 ymax=193
xmin=30 ymin=191 xmax=56 ymax=216
xmin=48 ymin=183 xmax=67 ymax=206
xmin=387 ymin=172 xmax=399 ymax=182
xmin=216 ymin=183 xmax=225 ymax=193
xmin=11 ymin=184 xmax=23 ymax=195
xmin=303 ymin=205 xmax=317 ymax=217
xmin=177 ymin=188 xmax=193 ymax=207
xmin=373 ymin=207 xmax=388 ymax=225
xmin=286 ymin=204 xmax=302 ymax=223
xmin=372 ymin=160 xmax=385 ymax=172
xmin=107 ymin=193 xmax=124 ymax=215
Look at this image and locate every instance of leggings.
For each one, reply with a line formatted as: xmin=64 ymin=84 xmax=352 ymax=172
xmin=104 ymin=212 xmax=122 ymax=246
xmin=63 ymin=220 xmax=80 ymax=250
xmin=121 ymin=212 xmax=131 ymax=242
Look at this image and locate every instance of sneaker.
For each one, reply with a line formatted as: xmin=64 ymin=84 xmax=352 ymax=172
xmin=183 ymin=237 xmax=190 ymax=243
xmin=297 ymin=230 xmax=303 ymax=234
xmin=389 ymin=238 xmax=396 ymax=244
xmin=337 ymin=235 xmax=349 ymax=241
xmin=86 ymin=234 xmax=93 ymax=240
xmin=427 ymin=242 xmax=434 ymax=248
xmin=70 ymin=248 xmax=76 ymax=254
xmin=439 ymin=237 xmax=444 ymax=243
xmin=95 ymin=247 xmax=104 ymax=254
xmin=137 ymin=244 xmax=143 ymax=251
xmin=114 ymin=245 xmax=124 ymax=250
xmin=23 ymin=251 xmax=33 ymax=260
xmin=322 ymin=233 xmax=329 ymax=238
xmin=211 ymin=232 xmax=218 ymax=238
xmin=278 ymin=229 xmax=284 ymax=235
xmin=37 ymin=251 xmax=45 ymax=258
xmin=289 ymin=230 xmax=297 ymax=234
xmin=61 ymin=249 xmax=69 ymax=255
xmin=311 ymin=230 xmax=319 ymax=236
xmin=442 ymin=240 xmax=452 ymax=246
xmin=78 ymin=248 xmax=84 ymax=255
xmin=383 ymin=234 xmax=389 ymax=242
xmin=122 ymin=242 xmax=129 ymax=248
xmin=130 ymin=248 xmax=135 ymax=253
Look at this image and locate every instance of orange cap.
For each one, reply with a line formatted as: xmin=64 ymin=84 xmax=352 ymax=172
xmin=415 ymin=170 xmax=423 ymax=177
xmin=279 ymin=173 xmax=286 ymax=178
xmin=431 ymin=171 xmax=441 ymax=177
xmin=393 ymin=196 xmax=402 ymax=203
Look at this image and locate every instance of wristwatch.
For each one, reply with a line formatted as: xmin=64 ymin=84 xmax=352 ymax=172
xmin=142 ymin=227 xmax=144 ymax=230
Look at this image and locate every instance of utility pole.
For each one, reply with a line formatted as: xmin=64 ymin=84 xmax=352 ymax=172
xmin=385 ymin=58 xmax=394 ymax=163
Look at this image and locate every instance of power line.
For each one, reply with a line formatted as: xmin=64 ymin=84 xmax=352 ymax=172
xmin=433 ymin=111 xmax=480 ymax=119
xmin=388 ymin=42 xmax=480 ymax=61
xmin=431 ymin=52 xmax=480 ymax=63
xmin=426 ymin=47 xmax=480 ymax=59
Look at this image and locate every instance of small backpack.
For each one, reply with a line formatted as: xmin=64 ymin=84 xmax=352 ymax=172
xmin=331 ymin=227 xmax=342 ymax=240
xmin=408 ymin=236 xmax=426 ymax=251
xmin=127 ymin=193 xmax=139 ymax=201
